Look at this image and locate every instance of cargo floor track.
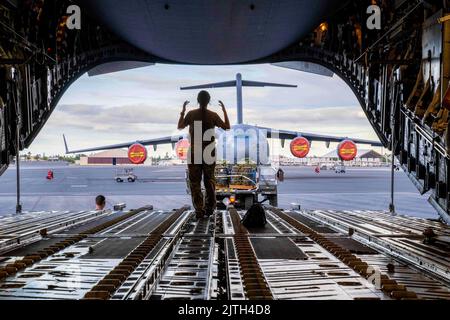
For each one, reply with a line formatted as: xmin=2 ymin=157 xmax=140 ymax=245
xmin=0 ymin=206 xmax=449 ymax=300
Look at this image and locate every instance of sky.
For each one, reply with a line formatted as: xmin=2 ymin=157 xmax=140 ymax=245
xmin=25 ymin=63 xmax=382 ymax=158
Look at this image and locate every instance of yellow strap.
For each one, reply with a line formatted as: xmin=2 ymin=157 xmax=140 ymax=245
xmin=438 ymin=15 xmax=450 ymax=24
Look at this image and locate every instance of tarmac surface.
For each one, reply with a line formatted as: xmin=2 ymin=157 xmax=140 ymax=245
xmin=0 ymin=162 xmax=438 ymax=219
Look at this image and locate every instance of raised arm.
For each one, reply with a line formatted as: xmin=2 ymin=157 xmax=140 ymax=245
xmin=218 ymin=100 xmax=231 ymax=130
xmin=177 ymin=101 xmax=190 ymax=130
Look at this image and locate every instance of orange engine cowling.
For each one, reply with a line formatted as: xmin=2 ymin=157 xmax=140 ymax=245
xmin=338 ymin=140 xmax=357 ymax=161
xmin=175 ymin=139 xmax=190 ymax=160
xmin=128 ymin=143 xmax=148 ymax=165
xmin=290 ymin=137 xmax=310 ymax=158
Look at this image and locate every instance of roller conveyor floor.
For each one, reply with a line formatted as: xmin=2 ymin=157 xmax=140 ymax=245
xmin=0 ymin=206 xmax=449 ymax=300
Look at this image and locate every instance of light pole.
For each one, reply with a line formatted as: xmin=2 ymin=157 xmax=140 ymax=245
xmin=389 ymin=148 xmax=395 ymax=214
xmin=389 ymin=81 xmax=397 ymax=215
xmin=15 ymin=116 xmax=22 ymax=214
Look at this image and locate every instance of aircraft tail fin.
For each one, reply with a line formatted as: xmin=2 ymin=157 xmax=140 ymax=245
xmin=180 ymin=74 xmax=297 ymax=125
xmin=63 ymin=134 xmax=70 ymax=154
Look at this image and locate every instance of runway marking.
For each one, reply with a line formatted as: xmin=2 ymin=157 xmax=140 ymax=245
xmin=71 ymin=185 xmax=87 ymax=188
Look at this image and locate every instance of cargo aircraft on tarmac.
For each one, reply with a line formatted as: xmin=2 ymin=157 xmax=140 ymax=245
xmin=63 ymin=73 xmax=383 ymax=207
xmin=63 ymin=73 xmax=383 ymax=165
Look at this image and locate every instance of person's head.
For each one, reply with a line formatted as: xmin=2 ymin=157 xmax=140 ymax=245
xmin=197 ymin=90 xmax=211 ymax=109
xmin=95 ymin=195 xmax=106 ymax=210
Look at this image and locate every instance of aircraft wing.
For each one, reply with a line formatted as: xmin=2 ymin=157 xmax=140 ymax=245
xmin=256 ymin=127 xmax=384 ymax=147
xmin=63 ymin=134 xmax=186 ymax=154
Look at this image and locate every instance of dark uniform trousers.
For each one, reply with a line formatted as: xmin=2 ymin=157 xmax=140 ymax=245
xmin=188 ymin=163 xmax=216 ymax=215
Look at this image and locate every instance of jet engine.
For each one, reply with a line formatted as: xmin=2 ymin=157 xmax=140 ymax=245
xmin=338 ymin=140 xmax=357 ymax=161
xmin=175 ymin=139 xmax=190 ymax=161
xmin=128 ymin=143 xmax=148 ymax=164
xmin=290 ymin=137 xmax=310 ymax=158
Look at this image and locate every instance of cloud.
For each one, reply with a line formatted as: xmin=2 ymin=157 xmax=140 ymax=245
xmin=53 ymin=103 xmax=180 ymax=131
xmin=26 ymin=64 xmax=380 ymax=155
xmin=37 ymin=102 xmax=376 ymax=155
xmin=52 ymin=103 xmax=369 ymax=134
xmin=248 ymin=106 xmax=367 ymax=127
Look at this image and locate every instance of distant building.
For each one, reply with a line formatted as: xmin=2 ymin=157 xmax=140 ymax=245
xmin=158 ymin=159 xmax=185 ymax=166
xmin=320 ymin=149 xmax=385 ymax=166
xmin=280 ymin=149 xmax=387 ymax=167
xmin=78 ymin=149 xmax=137 ymax=166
